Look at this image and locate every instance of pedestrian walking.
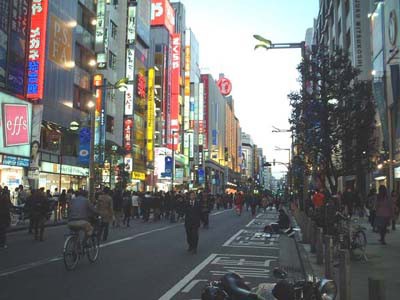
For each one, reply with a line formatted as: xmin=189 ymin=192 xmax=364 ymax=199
xmin=0 ymin=187 xmax=12 ymax=249
xmin=58 ymin=189 xmax=67 ymax=220
xmin=30 ymin=189 xmax=49 ymax=241
xmin=131 ymin=192 xmax=140 ymax=218
xmin=97 ymin=187 xmax=114 ymax=241
xmin=184 ymin=191 xmax=202 ymax=254
xmin=234 ymin=192 xmax=244 ymax=216
xmin=366 ymin=188 xmax=377 ymax=232
xmin=375 ymin=185 xmax=394 ymax=245
xmin=112 ymin=189 xmax=123 ymax=227
xmin=122 ymin=190 xmax=132 ymax=227
xmin=199 ymin=190 xmax=210 ymax=229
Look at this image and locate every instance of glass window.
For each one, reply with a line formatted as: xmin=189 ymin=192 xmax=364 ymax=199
xmin=110 ymin=20 xmax=117 ymax=39
xmin=106 ymin=115 xmax=114 ymax=133
xmin=108 ymin=51 xmax=117 ymax=70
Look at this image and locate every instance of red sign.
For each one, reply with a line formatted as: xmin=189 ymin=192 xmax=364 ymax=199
xmin=151 ymin=0 xmax=175 ymax=34
xmin=201 ymin=74 xmax=209 ymax=148
xmin=137 ymin=73 xmax=146 ymax=98
xmin=26 ymin=0 xmax=48 ymax=100
xmin=124 ymin=118 xmax=133 ymax=151
xmin=169 ymin=34 xmax=180 ymax=150
xmin=217 ymin=77 xmax=232 ymax=96
xmin=2 ymin=104 xmax=30 ymax=146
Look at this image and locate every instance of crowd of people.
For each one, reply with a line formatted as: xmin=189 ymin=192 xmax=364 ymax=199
xmin=0 ymin=184 xmax=280 ymax=251
xmin=306 ymin=185 xmax=400 ymax=245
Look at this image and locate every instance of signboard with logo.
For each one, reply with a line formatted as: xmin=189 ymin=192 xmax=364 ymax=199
xmin=170 ymin=34 xmax=181 ymax=150
xmin=124 ymin=118 xmax=133 ymax=151
xmin=150 ymin=0 xmax=175 ymax=34
xmin=201 ymin=75 xmax=209 ymax=147
xmin=136 ymin=73 xmax=146 ymax=98
xmin=78 ymin=127 xmax=90 ymax=165
xmin=95 ymin=0 xmax=106 ymax=53
xmin=132 ymin=171 xmax=146 ymax=181
xmin=125 ymin=49 xmax=135 ymax=115
xmin=217 ymin=77 xmax=232 ymax=96
xmin=93 ymin=74 xmax=105 ymax=163
xmin=48 ymin=14 xmax=72 ymax=69
xmin=0 ymin=93 xmax=32 ymax=157
xmin=26 ymin=0 xmax=48 ymax=100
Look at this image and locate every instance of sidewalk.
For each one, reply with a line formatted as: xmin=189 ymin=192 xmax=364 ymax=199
xmin=300 ymin=215 xmax=400 ymax=300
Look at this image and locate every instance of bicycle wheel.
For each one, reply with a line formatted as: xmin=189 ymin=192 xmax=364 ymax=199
xmin=63 ymin=235 xmax=80 ymax=270
xmin=86 ymin=235 xmax=99 ymax=263
xmin=351 ymin=230 xmax=367 ymax=260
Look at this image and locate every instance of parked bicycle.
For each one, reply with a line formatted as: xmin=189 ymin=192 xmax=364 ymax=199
xmin=63 ymin=216 xmax=101 ymax=270
xmin=332 ymin=211 xmax=367 ymax=261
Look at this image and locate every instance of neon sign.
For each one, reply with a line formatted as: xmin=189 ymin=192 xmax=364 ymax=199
xmin=26 ymin=0 xmax=48 ymax=100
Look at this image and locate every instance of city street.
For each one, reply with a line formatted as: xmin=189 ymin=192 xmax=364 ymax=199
xmin=0 ymin=209 xmax=300 ymax=300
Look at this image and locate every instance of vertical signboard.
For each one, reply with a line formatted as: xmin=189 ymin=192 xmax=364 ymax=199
xmin=95 ymin=0 xmax=106 ymax=52
xmin=201 ymin=74 xmax=209 ymax=148
xmin=198 ymin=83 xmax=204 ymax=144
xmin=48 ymin=14 xmax=72 ymax=69
xmin=352 ymin=0 xmax=363 ymax=70
xmin=26 ymin=0 xmax=48 ymax=100
xmin=170 ymin=33 xmax=181 ymax=150
xmin=0 ymin=0 xmax=10 ymax=88
xmin=151 ymin=0 xmax=175 ymax=34
xmin=147 ymin=68 xmax=155 ymax=162
xmin=136 ymin=0 xmax=151 ymax=47
xmin=93 ymin=74 xmax=105 ymax=163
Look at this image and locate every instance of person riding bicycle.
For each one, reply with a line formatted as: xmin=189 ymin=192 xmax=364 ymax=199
xmin=67 ymin=190 xmax=97 ymax=243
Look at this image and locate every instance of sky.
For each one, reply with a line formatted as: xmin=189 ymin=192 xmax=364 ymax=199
xmin=178 ymin=0 xmax=319 ymax=178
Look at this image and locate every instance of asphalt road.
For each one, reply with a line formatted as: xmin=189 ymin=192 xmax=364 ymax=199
xmin=0 ymin=208 xmax=300 ymax=300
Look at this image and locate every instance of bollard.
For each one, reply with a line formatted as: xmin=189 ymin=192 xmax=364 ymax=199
xmin=368 ymin=278 xmax=385 ymax=300
xmin=310 ymin=221 xmax=317 ymax=253
xmin=324 ymin=235 xmax=333 ymax=279
xmin=316 ymin=227 xmax=324 ymax=265
xmin=339 ymin=249 xmax=351 ymax=300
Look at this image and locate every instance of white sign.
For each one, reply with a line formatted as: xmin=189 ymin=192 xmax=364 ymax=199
xmin=125 ymin=48 xmax=135 ymax=115
xmin=127 ymin=6 xmax=136 ymax=44
xmin=95 ymin=0 xmax=106 ymax=53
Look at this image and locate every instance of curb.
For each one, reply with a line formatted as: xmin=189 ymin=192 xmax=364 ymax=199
xmin=284 ymin=206 xmax=315 ymax=280
xmin=7 ymin=221 xmax=67 ymax=233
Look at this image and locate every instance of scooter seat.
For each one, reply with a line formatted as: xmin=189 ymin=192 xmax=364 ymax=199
xmin=221 ymin=273 xmax=259 ymax=299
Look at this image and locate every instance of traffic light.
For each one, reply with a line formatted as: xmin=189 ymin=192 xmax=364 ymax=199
xmin=263 ymin=162 xmax=271 ymax=167
xmin=224 ymin=147 xmax=229 ymax=161
xmin=273 ymin=159 xmax=276 ymax=166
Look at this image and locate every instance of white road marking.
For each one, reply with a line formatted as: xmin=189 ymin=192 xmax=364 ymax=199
xmin=1 ymin=210 xmax=233 ymax=277
xmin=222 ymin=229 xmax=244 ymax=246
xmin=158 ymin=254 xmax=218 ymax=300
xmin=181 ymin=279 xmax=208 ymax=293
xmin=0 ymin=224 xmax=179 ymax=278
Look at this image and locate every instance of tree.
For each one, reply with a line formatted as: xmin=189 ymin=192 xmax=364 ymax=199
xmin=289 ymin=47 xmax=377 ymax=195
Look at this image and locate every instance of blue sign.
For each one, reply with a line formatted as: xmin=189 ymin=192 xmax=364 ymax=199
xmin=212 ymin=129 xmax=218 ymax=146
xmin=78 ymin=127 xmax=91 ymax=165
xmin=165 ymin=156 xmax=173 ymax=175
xmin=198 ymin=169 xmax=205 ymax=184
xmin=1 ymin=155 xmax=29 ymax=167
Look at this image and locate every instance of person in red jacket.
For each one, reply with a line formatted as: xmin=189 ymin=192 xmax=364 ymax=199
xmin=312 ymin=189 xmax=325 ymax=209
xmin=235 ymin=192 xmax=244 ymax=216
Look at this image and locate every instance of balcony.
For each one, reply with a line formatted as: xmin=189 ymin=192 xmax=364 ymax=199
xmin=76 ymin=24 xmax=94 ymax=50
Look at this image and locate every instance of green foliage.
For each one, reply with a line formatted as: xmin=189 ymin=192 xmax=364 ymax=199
xmin=289 ymin=47 xmax=377 ymax=194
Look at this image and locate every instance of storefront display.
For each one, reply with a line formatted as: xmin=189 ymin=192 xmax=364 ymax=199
xmin=39 ymin=161 xmax=88 ymax=191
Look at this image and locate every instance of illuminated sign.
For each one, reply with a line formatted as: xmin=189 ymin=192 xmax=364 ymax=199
xmin=151 ymin=0 xmax=175 ymax=34
xmin=95 ymin=0 xmax=106 ymax=53
xmin=0 ymin=93 xmax=32 ymax=157
xmin=127 ymin=6 xmax=137 ymax=44
xmin=125 ymin=48 xmax=135 ymax=114
xmin=132 ymin=171 xmax=146 ymax=181
xmin=137 ymin=73 xmax=146 ymax=98
xmin=147 ymin=68 xmax=155 ymax=162
xmin=124 ymin=156 xmax=133 ymax=172
xmin=217 ymin=77 xmax=232 ymax=96
xmin=2 ymin=104 xmax=30 ymax=146
xmin=184 ymin=45 xmax=190 ymax=131
xmin=93 ymin=74 xmax=104 ymax=163
xmin=48 ymin=14 xmax=72 ymax=69
xmin=26 ymin=0 xmax=48 ymax=100
xmin=124 ymin=118 xmax=133 ymax=151
xmin=170 ymin=34 xmax=181 ymax=150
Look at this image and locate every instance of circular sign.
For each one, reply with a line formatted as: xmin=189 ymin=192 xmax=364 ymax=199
xmin=216 ymin=77 xmax=232 ymax=96
xmin=389 ymin=10 xmax=397 ymax=46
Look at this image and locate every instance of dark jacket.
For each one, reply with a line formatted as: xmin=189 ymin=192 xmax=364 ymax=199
xmin=0 ymin=193 xmax=12 ymax=227
xmin=184 ymin=199 xmax=202 ymax=227
xmin=31 ymin=191 xmax=49 ymax=218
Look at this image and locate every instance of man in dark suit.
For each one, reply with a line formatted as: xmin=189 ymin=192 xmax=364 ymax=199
xmin=184 ymin=191 xmax=202 ymax=254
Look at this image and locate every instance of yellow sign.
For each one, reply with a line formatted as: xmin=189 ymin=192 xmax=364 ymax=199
xmin=132 ymin=171 xmax=146 ymax=181
xmin=48 ymin=15 xmax=72 ymax=68
xmin=146 ymin=68 xmax=155 ymax=162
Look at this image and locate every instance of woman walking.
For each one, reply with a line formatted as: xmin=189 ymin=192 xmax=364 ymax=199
xmin=376 ymin=186 xmax=394 ymax=245
xmin=122 ymin=190 xmax=132 ymax=227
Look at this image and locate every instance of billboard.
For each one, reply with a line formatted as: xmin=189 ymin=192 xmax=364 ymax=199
xmin=8 ymin=0 xmax=29 ymax=96
xmin=26 ymin=0 xmax=48 ymax=100
xmin=151 ymin=0 xmax=175 ymax=34
xmin=93 ymin=74 xmax=105 ymax=163
xmin=147 ymin=68 xmax=155 ymax=162
xmin=170 ymin=34 xmax=180 ymax=150
xmin=0 ymin=92 xmax=32 ymax=157
xmin=217 ymin=77 xmax=232 ymax=96
xmin=48 ymin=14 xmax=72 ymax=69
